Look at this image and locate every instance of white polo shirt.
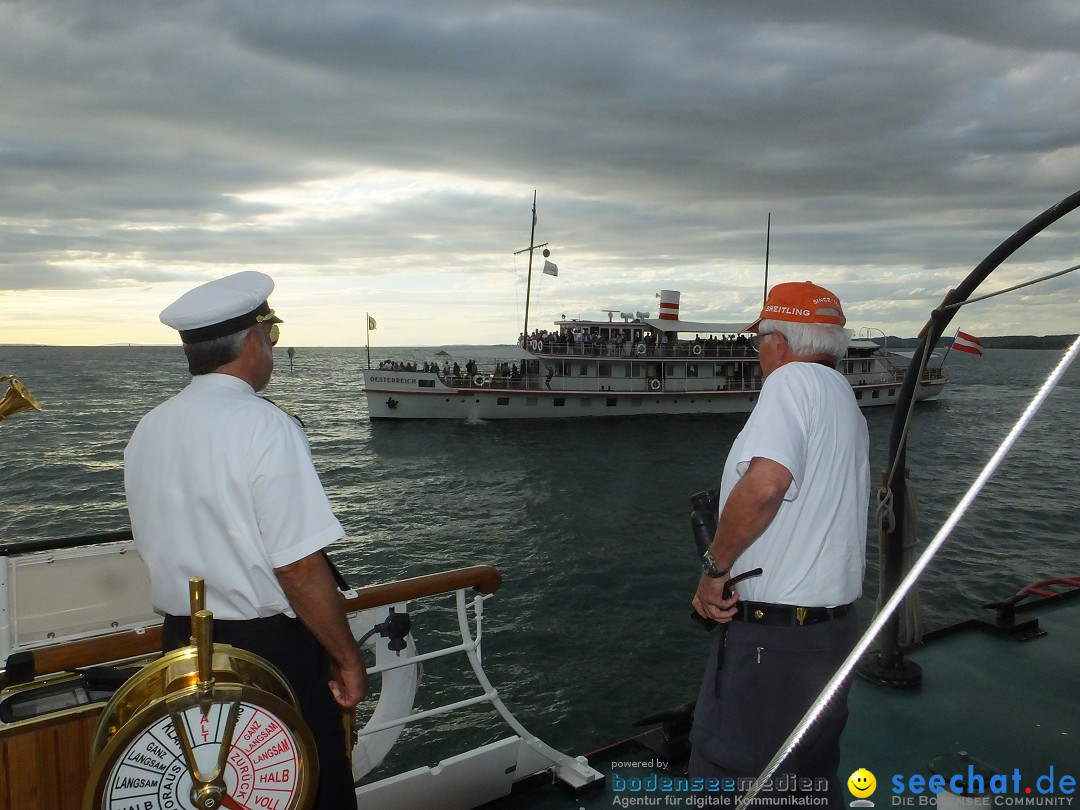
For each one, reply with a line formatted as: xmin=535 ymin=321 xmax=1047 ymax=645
xmin=720 ymin=362 xmax=870 ymax=607
xmin=125 ymin=374 xmax=344 ymax=620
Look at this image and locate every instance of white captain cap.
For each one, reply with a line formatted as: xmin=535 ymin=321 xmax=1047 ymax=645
xmin=160 ymin=271 xmax=283 ymax=344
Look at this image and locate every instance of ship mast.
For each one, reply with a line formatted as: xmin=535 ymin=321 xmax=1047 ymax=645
xmin=515 ymin=190 xmax=548 ymax=340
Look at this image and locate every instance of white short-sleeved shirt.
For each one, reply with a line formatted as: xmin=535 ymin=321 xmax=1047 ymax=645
xmin=125 ymin=374 xmax=344 ymax=620
xmin=719 ymin=362 xmax=870 ymax=606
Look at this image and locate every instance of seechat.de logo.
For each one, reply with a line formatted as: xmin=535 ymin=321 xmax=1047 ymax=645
xmin=849 ymin=768 xmax=878 ymax=807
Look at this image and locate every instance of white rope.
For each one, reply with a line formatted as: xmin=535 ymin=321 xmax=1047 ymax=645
xmin=938 ymin=262 xmax=1080 ymax=311
xmin=736 ymin=334 xmax=1080 ymax=809
xmin=875 ymin=474 xmax=922 ymax=646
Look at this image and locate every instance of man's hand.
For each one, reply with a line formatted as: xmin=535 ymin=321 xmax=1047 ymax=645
xmin=692 ymin=572 xmax=740 ymax=624
xmin=329 ymin=660 xmax=368 ymax=710
xmin=690 ymin=456 xmax=791 ymax=622
xmin=276 ymin=551 xmax=369 ymax=709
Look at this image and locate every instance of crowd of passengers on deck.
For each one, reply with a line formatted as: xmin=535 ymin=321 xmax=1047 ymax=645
xmin=519 ymin=328 xmax=755 ymax=357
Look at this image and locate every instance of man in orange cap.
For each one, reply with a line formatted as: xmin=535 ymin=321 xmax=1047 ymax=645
xmin=689 ymin=281 xmax=870 ymax=806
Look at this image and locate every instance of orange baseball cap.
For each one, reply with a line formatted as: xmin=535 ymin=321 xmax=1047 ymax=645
xmin=744 ymin=280 xmax=846 ymax=332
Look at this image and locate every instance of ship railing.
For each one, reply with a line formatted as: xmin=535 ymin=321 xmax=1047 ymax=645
xmin=522 ymin=340 xmax=758 ymax=360
xmin=346 ymin=566 xmax=602 ymax=806
xmin=646 ymin=376 xmax=764 ymax=394
xmin=452 ymin=375 xmax=766 ymax=394
xmin=448 ymin=374 xmax=546 ymax=391
xmin=879 ymin=366 xmax=945 ymax=384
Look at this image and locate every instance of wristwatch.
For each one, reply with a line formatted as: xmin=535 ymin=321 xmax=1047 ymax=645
xmin=701 ymin=549 xmax=728 ymax=579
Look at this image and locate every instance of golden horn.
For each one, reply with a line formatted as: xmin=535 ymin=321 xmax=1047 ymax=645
xmin=0 ymin=376 xmax=43 ymax=422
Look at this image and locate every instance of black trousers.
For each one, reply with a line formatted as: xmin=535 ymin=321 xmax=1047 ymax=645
xmin=163 ymin=613 xmax=357 ymax=810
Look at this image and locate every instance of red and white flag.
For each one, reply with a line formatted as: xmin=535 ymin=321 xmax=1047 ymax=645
xmin=953 ymin=331 xmax=983 ymax=355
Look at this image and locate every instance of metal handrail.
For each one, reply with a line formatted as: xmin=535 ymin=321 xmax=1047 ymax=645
xmin=351 ymin=575 xmax=603 ymax=790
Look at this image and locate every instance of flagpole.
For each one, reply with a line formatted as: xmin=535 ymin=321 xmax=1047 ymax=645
xmin=763 ymin=212 xmax=771 ymax=304
xmin=366 ymin=311 xmax=371 ymax=369
xmin=939 ymin=326 xmax=959 ymax=365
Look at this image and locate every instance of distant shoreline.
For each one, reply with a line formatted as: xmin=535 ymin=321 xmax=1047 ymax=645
xmin=880 ymin=334 xmax=1078 ymax=350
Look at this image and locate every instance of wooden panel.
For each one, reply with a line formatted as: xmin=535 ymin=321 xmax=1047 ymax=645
xmin=0 ymin=706 xmax=100 ymax=810
xmin=26 ymin=627 xmax=162 ymax=679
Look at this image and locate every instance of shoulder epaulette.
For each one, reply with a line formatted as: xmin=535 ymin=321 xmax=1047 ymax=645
xmin=259 ymin=396 xmax=306 ymax=429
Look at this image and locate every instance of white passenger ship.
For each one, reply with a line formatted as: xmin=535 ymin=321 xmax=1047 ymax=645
xmin=361 ymin=289 xmax=948 ymax=420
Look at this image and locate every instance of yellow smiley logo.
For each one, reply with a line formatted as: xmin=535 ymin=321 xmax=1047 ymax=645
xmin=848 ymin=768 xmax=877 ymax=798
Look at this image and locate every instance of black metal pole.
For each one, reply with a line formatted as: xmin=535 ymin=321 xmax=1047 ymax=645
xmin=865 ymin=188 xmax=1080 ymax=687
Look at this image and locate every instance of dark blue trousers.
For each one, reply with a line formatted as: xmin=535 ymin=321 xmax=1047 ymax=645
xmin=688 ymin=609 xmax=858 ymax=809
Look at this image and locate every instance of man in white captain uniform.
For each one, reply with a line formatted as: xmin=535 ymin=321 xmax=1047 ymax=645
xmin=125 ymin=271 xmax=365 ymax=810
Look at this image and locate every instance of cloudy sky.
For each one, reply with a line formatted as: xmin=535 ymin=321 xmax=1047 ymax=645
xmin=3 ymin=1 xmax=1080 ymax=347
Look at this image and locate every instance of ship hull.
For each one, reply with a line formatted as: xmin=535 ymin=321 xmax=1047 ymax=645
xmin=363 ymin=372 xmax=946 ymax=420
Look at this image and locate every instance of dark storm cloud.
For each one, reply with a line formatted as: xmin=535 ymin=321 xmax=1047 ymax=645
xmin=1 ymin=0 xmax=1079 ymax=336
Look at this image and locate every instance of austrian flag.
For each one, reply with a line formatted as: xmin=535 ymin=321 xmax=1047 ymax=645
xmin=953 ymin=331 xmax=983 ymax=356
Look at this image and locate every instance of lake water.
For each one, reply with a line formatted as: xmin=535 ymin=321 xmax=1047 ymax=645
xmin=2 ymin=343 xmax=1077 ymax=770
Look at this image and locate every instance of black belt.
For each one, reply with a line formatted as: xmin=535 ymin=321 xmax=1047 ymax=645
xmin=735 ymin=600 xmax=853 ymax=627
xmin=161 ymin=612 xmax=296 ymax=651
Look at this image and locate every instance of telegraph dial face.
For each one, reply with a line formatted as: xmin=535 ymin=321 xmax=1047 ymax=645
xmin=90 ymin=683 xmax=315 ymax=810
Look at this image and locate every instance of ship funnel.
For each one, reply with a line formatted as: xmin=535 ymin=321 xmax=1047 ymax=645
xmin=659 ymin=290 xmax=681 ymax=321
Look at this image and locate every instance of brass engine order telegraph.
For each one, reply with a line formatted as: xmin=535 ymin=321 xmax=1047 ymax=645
xmin=84 ymin=579 xmax=319 ymax=810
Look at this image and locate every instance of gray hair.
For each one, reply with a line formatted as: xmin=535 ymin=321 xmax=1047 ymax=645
xmin=183 ymin=326 xmax=256 ymax=375
xmin=759 ymin=318 xmax=851 ymax=362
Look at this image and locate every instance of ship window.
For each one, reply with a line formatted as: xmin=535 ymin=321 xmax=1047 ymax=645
xmin=418 ymin=379 xmax=435 ymax=388
xmin=577 ymin=364 xmax=588 ymax=376
xmin=630 ymin=364 xmax=643 ymax=378
xmin=606 ymin=398 xmax=617 ymax=407
xmin=889 ymin=388 xmax=895 ymax=397
xmin=554 ymin=398 xmax=566 ymax=406
xmin=497 ymin=397 xmax=510 ymax=406
xmin=599 ymin=363 xmax=612 ymax=377
xmin=855 ymin=391 xmax=863 ymax=400
xmin=872 ymin=389 xmax=880 ymax=399
xmin=687 ymin=364 xmax=699 ymax=378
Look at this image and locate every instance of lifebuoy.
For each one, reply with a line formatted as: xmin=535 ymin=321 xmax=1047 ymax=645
xmin=473 ymin=374 xmax=485 ymax=387
xmin=636 ymin=343 xmax=646 ymax=355
xmin=349 ymin=606 xmax=420 ymax=780
xmin=649 ymin=378 xmax=662 ymax=391
xmin=692 ymin=344 xmax=703 ymax=356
